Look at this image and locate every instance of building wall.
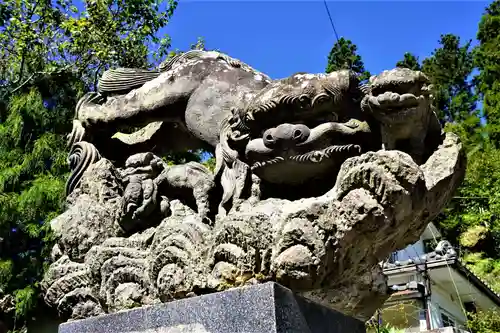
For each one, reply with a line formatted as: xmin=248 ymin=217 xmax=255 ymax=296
xmin=387 ymin=270 xmax=425 ymax=287
xmin=385 ymin=270 xmax=470 ymax=332
xmin=428 ymin=283 xmax=467 ymax=330
xmin=379 ymin=299 xmax=424 ymax=331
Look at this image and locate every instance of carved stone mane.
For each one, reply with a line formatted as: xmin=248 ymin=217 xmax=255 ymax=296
xmin=42 ymin=50 xmax=466 ymax=323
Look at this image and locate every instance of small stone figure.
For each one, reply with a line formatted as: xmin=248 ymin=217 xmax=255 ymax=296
xmin=154 ymin=161 xmax=215 ymax=224
xmin=44 ymin=50 xmax=465 ymax=323
xmin=361 ymin=68 xmax=440 ymax=164
xmin=121 ymin=152 xmax=164 ymax=224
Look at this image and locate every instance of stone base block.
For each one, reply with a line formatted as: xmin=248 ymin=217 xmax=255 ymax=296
xmin=59 ymin=282 xmax=366 ymax=333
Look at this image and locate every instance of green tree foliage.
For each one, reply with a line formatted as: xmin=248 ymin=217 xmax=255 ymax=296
xmin=421 ymin=34 xmax=481 ymax=148
xmin=396 ymin=52 xmax=422 ymax=71
xmin=467 ymin=309 xmax=500 ymax=333
xmin=430 ymin=3 xmax=500 ymax=295
xmin=474 ymin=0 xmax=500 ymax=147
xmin=325 ymin=37 xmax=371 ymax=81
xmin=0 ymin=0 xmax=178 ymax=331
xmin=463 ymin=252 xmax=500 ymax=292
xmin=334 ymin=1 xmax=500 ymax=319
xmin=436 ymin=146 xmax=500 ymax=255
xmin=436 ymin=134 xmax=500 ymax=295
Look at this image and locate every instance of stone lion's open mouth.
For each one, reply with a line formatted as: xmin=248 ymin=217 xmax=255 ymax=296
xmin=361 ymin=91 xmax=425 ymax=122
xmin=250 ymin=144 xmax=361 ymax=170
xmin=364 ymin=92 xmax=421 ymax=111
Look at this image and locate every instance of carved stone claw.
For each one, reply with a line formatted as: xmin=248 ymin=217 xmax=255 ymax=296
xmin=43 ymin=53 xmax=464 ymax=324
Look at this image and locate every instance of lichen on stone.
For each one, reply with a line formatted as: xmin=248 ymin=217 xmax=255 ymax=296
xmin=42 ymin=50 xmax=466 ymax=322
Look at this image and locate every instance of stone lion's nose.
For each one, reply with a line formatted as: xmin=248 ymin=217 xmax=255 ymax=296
xmin=262 ymin=124 xmax=310 ymax=149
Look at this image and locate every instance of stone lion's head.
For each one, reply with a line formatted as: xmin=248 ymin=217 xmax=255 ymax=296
xmin=218 ymin=70 xmax=381 ymax=200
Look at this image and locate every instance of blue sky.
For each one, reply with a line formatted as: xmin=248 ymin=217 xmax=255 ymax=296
xmin=164 ymin=1 xmax=489 ymax=79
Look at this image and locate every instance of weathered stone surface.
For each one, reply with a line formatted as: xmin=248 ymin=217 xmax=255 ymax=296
xmin=361 ymin=68 xmax=442 ymax=165
xmin=421 ymin=132 xmax=466 ymax=220
xmin=58 ymin=282 xmax=366 ymax=333
xmin=51 ymin=159 xmax=123 ymax=261
xmin=42 ymin=50 xmax=466 ymax=324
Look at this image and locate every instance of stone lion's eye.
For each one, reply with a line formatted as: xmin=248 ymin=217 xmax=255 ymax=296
xmin=312 ymin=93 xmax=330 ymax=107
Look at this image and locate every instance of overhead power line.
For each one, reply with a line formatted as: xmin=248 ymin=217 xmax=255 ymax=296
xmin=323 ymin=0 xmax=340 ymax=42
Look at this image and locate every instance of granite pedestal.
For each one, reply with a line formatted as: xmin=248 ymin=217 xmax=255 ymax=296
xmin=59 ymin=282 xmax=366 ymax=333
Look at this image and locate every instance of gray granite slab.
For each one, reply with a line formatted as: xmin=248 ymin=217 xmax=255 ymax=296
xmin=58 ymin=282 xmax=366 ymax=333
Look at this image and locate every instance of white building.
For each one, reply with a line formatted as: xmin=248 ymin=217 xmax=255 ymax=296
xmin=376 ymin=223 xmax=500 ymax=333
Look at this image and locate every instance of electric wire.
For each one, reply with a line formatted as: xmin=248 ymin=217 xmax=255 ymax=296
xmin=323 ymin=0 xmax=340 ymax=42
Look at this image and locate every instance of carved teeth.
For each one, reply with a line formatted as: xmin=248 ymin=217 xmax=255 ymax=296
xmin=252 ymin=144 xmax=361 ymax=169
xmin=310 ymin=151 xmax=323 ymax=163
xmin=368 ymin=92 xmax=419 ymax=111
xmin=251 ymin=157 xmax=285 ymax=170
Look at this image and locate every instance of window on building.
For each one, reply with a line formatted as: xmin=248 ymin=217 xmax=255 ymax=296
xmin=441 ymin=312 xmax=455 ymax=328
xmin=464 ymin=301 xmax=477 ymax=314
xmin=407 ymin=274 xmax=424 ymax=283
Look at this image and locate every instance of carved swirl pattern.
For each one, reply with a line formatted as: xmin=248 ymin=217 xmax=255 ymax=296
xmin=67 ymin=119 xmax=86 ymax=149
xmin=241 ymin=70 xmax=362 ymax=128
xmin=148 ymin=209 xmax=210 ymax=301
xmin=65 ymin=141 xmax=102 ymax=196
xmin=43 ymin=59 xmax=466 ymax=323
xmin=44 ymin=130 xmax=465 ymax=322
xmin=158 ymin=50 xmax=242 ymax=72
xmin=42 ymin=256 xmax=104 ymax=319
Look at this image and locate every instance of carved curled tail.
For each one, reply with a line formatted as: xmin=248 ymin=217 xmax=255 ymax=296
xmin=67 ymin=119 xmax=85 ymax=148
xmin=65 ymin=141 xmax=101 ymax=196
xmin=359 ymin=82 xmax=371 ymax=95
xmin=158 ymin=50 xmax=242 ymax=73
xmin=98 ymin=68 xmax=160 ymax=95
xmin=158 ymin=50 xmax=206 ymax=72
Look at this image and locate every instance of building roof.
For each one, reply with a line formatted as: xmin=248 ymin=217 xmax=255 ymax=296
xmin=382 ymin=240 xmax=500 ymax=307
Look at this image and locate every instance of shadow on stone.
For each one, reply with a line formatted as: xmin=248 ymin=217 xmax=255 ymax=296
xmin=59 ymin=282 xmax=366 ymax=333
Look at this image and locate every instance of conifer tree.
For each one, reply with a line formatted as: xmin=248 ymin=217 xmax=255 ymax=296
xmin=474 ymin=0 xmax=500 ymax=147
xmin=0 ymin=0 xmax=178 ymax=330
xmin=325 ymin=37 xmax=371 ymax=81
xmin=421 ymin=34 xmax=481 ymax=148
xmin=396 ymin=52 xmax=422 ymax=71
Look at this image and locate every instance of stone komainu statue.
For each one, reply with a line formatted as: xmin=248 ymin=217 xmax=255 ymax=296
xmin=43 ymin=50 xmax=465 ymax=321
